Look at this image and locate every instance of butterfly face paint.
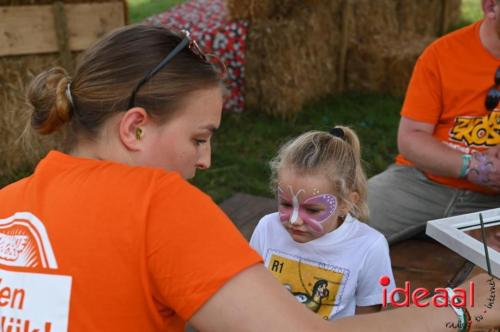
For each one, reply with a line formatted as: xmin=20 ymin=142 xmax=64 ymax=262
xmin=278 ymin=186 xmax=338 ymax=234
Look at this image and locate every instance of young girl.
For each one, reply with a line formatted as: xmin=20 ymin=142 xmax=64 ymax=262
xmin=250 ymin=126 xmax=397 ymax=321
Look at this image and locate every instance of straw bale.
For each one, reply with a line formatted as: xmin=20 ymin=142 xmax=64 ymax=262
xmin=224 ymin=0 xmax=275 ymax=20
xmin=347 ymin=0 xmax=400 ymax=44
xmin=396 ymin=0 xmax=461 ymax=36
xmin=0 ymin=54 xmax=67 ymax=178
xmin=225 ymin=0 xmax=321 ymax=21
xmin=345 ymin=0 xmax=460 ymax=96
xmin=346 ymin=34 xmax=434 ymax=96
xmin=348 ymin=0 xmax=461 ymax=43
xmin=244 ymin=0 xmax=343 ymax=116
xmin=241 ymin=0 xmax=461 ymax=116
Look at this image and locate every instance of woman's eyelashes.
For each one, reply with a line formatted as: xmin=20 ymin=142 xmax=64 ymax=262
xmin=193 ymin=136 xmax=211 ymax=146
xmin=194 ymin=139 xmax=207 ymax=145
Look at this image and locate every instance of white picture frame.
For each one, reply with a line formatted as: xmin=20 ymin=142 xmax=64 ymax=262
xmin=426 ymin=208 xmax=500 ymax=278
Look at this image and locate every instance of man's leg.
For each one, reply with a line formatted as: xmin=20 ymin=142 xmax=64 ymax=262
xmin=447 ymin=190 xmax=500 ymax=217
xmin=367 ymin=164 xmax=457 ymax=244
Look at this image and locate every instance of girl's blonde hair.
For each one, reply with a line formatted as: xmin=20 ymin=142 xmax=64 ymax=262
xmin=270 ymin=126 xmax=368 ymax=221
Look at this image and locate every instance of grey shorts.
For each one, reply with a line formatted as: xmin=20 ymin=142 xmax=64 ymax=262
xmin=367 ymin=164 xmax=500 ymax=244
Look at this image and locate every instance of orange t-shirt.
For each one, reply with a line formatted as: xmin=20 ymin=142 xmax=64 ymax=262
xmin=396 ymin=20 xmax=500 ymax=193
xmin=0 ymin=151 xmax=262 ymax=331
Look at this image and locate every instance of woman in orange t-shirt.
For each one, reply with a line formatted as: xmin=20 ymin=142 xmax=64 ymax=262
xmin=0 ymin=24 xmax=498 ymax=332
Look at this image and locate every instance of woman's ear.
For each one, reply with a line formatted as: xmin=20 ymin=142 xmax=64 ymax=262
xmin=119 ymin=107 xmax=148 ymax=151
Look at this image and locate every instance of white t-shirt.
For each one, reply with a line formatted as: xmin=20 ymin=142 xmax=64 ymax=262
xmin=250 ymin=212 xmax=396 ymax=320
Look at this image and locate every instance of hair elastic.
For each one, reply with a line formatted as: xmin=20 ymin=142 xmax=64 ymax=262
xmin=65 ymin=81 xmax=76 ymax=111
xmin=329 ymin=127 xmax=345 ymax=139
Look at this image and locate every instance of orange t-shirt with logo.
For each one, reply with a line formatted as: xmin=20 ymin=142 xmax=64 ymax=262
xmin=0 ymin=151 xmax=262 ymax=331
xmin=396 ymin=20 xmax=500 ymax=193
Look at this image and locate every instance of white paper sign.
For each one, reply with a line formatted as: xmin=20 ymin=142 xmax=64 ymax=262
xmin=0 ymin=268 xmax=72 ymax=332
xmin=0 ymin=212 xmax=72 ymax=332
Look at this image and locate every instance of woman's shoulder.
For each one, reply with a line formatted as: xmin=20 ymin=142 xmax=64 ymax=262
xmin=38 ymin=150 xmax=199 ymax=204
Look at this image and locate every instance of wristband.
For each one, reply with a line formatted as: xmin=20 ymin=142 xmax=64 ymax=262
xmin=445 ymin=287 xmax=468 ymax=332
xmin=459 ymin=154 xmax=471 ymax=178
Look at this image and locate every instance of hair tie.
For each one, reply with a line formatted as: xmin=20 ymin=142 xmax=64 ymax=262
xmin=329 ymin=127 xmax=345 ymax=139
xmin=65 ymin=80 xmax=76 ymax=112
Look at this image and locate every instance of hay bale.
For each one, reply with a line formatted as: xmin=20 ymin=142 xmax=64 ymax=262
xmin=348 ymin=0 xmax=461 ymax=43
xmin=225 ymin=0 xmax=321 ymax=20
xmin=396 ymin=0 xmax=461 ymax=36
xmin=244 ymin=0 xmax=344 ymax=116
xmin=346 ymin=34 xmax=434 ymax=96
xmin=345 ymin=0 xmax=461 ymax=97
xmin=0 ymin=0 xmax=126 ymax=179
xmin=240 ymin=0 xmax=461 ymax=115
xmin=0 ymin=55 xmax=66 ymax=178
xmin=224 ymin=0 xmax=275 ymax=20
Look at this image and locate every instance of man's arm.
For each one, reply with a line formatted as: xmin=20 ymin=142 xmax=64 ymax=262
xmin=397 ymin=116 xmax=463 ymax=178
xmin=398 ymin=116 xmax=500 ymax=190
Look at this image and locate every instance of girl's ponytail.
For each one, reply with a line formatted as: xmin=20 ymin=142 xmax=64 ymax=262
xmin=337 ymin=126 xmax=368 ymax=222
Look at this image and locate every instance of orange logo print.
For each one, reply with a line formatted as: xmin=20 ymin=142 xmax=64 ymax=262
xmin=450 ymin=111 xmax=500 ymax=147
xmin=0 ymin=213 xmax=58 ymax=269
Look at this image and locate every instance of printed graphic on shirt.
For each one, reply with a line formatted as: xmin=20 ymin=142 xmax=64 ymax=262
xmin=265 ymin=249 xmax=349 ymax=320
xmin=449 ymin=111 xmax=500 ymax=147
xmin=0 ymin=212 xmax=72 ymax=332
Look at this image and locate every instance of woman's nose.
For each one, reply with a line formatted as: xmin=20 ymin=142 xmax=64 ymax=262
xmin=196 ymin=148 xmax=211 ymax=170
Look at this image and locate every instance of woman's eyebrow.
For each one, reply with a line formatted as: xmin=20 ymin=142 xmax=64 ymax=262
xmin=199 ymin=124 xmax=218 ymax=133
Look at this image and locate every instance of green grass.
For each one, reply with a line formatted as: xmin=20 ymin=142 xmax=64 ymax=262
xmin=127 ymin=0 xmax=184 ymax=23
xmin=454 ymin=0 xmax=483 ymax=29
xmin=191 ymin=93 xmax=402 ymax=203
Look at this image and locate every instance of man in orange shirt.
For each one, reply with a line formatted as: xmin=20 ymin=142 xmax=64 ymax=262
xmin=368 ymin=0 xmax=500 ymax=244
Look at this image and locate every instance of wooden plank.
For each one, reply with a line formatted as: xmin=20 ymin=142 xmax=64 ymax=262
xmin=390 ymin=239 xmax=466 ymax=291
xmin=219 ymin=193 xmax=276 ymax=240
xmin=0 ymin=2 xmax=125 ymax=56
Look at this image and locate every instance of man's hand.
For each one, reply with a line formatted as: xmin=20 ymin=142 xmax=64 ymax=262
xmin=467 ymin=148 xmax=500 ymax=191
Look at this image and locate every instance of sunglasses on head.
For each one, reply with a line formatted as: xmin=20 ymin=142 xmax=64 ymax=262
xmin=128 ymin=29 xmax=226 ymax=109
xmin=484 ymin=66 xmax=500 ymax=112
